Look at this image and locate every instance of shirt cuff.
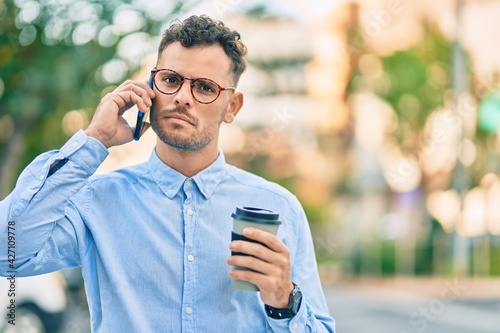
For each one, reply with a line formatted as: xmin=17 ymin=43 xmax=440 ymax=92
xmin=59 ymin=130 xmax=109 ymax=175
xmin=266 ymin=298 xmax=307 ymax=332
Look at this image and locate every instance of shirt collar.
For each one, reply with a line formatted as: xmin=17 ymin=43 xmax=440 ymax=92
xmin=147 ymin=148 xmax=227 ymax=200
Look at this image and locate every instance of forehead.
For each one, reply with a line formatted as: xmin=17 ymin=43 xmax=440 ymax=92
xmin=157 ymin=42 xmax=232 ymax=82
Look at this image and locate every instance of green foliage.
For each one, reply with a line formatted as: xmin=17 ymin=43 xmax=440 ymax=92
xmin=380 ymin=240 xmax=395 ymax=275
xmin=348 ymin=24 xmax=455 ymax=148
xmin=490 ymin=237 xmax=500 ymax=276
xmin=0 ymin=0 xmax=191 ymax=196
xmin=344 ymin=23 xmax=480 ymax=276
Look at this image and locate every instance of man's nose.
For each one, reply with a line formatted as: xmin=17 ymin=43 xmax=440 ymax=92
xmin=174 ymin=80 xmax=194 ymax=106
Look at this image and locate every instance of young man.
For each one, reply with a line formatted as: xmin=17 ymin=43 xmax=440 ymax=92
xmin=0 ymin=15 xmax=335 ymax=332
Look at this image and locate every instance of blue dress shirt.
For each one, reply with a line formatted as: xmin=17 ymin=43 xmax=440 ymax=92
xmin=0 ymin=130 xmax=335 ymax=332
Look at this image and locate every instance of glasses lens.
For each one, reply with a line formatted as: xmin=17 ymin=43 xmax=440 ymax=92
xmin=192 ymin=79 xmax=220 ymax=103
xmin=155 ymin=70 xmax=182 ymax=94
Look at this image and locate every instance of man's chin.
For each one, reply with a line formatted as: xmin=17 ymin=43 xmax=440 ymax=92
xmin=157 ymin=133 xmax=207 ymax=152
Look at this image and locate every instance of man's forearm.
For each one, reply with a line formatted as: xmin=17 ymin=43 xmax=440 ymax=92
xmin=0 ymin=130 xmax=108 ymax=275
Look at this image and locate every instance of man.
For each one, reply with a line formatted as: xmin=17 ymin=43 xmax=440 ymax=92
xmin=0 ymin=15 xmax=335 ymax=332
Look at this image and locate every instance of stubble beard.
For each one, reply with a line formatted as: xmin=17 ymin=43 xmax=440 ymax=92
xmin=150 ymin=106 xmax=221 ymax=152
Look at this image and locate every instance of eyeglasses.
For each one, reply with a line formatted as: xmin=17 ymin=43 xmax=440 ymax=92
xmin=151 ymin=68 xmax=236 ymax=104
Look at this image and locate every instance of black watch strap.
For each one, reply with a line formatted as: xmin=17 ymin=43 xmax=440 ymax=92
xmin=265 ymin=283 xmax=302 ymax=319
xmin=265 ymin=304 xmax=295 ymax=319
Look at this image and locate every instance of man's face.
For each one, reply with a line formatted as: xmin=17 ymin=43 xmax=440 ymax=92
xmin=150 ymin=41 xmax=240 ymax=152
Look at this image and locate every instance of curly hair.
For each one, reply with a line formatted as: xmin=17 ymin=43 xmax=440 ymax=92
xmin=158 ymin=15 xmax=247 ymax=85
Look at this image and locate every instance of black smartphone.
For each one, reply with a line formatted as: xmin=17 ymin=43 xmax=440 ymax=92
xmin=133 ymin=73 xmax=154 ymax=141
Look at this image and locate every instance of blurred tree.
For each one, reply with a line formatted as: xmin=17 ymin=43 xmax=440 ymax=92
xmin=349 ymin=24 xmax=454 ymax=158
xmin=346 ymin=24 xmax=469 ymax=275
xmin=0 ymin=0 xmax=192 ymax=198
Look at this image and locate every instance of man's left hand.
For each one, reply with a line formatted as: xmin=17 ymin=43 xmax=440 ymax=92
xmin=227 ymin=228 xmax=294 ymax=308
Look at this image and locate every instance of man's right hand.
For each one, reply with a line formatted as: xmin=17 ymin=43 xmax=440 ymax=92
xmin=84 ymin=80 xmax=155 ymax=148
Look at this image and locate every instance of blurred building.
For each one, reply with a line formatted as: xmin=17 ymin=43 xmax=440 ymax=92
xmin=91 ymin=0 xmax=500 ymax=278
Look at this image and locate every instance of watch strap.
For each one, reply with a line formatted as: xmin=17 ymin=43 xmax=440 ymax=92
xmin=265 ymin=283 xmax=302 ymax=319
xmin=265 ymin=304 xmax=295 ymax=319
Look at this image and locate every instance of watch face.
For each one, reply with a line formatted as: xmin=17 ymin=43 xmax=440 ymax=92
xmin=291 ymin=287 xmax=303 ymax=315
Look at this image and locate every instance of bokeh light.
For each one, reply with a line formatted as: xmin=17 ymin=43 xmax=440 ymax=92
xmin=62 ymin=110 xmax=89 ymax=136
xmin=0 ymin=115 xmax=14 ymax=142
xmin=219 ymin=124 xmax=246 ymax=154
xmin=113 ymin=6 xmax=145 ymax=35
xmin=426 ymin=189 xmax=460 ymax=233
xmin=101 ymin=59 xmax=127 ymax=84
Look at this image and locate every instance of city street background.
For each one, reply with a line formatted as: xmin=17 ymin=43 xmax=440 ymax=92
xmin=324 ymin=276 xmax=500 ymax=333
xmin=56 ymin=273 xmax=500 ymax=333
xmin=2 ymin=0 xmax=500 ymax=332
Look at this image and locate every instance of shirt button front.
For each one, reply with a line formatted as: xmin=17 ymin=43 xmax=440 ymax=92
xmin=186 ymin=180 xmax=193 ymax=187
xmin=71 ymin=142 xmax=78 ymax=148
xmin=186 ymin=307 xmax=193 ymax=315
xmin=291 ymin=323 xmax=298 ymax=330
xmin=187 ymin=209 xmax=194 ymax=216
xmin=187 ymin=254 xmax=194 ymax=262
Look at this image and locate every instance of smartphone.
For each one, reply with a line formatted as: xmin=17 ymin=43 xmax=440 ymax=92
xmin=133 ymin=73 xmax=154 ymax=141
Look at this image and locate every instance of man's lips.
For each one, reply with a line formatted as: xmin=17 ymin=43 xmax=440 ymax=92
xmin=165 ymin=113 xmax=195 ymax=126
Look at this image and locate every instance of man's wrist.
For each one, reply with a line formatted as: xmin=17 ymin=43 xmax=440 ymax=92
xmin=84 ymin=127 xmax=111 ymax=149
xmin=276 ymin=281 xmax=294 ymax=308
xmin=265 ymin=283 xmax=302 ymax=319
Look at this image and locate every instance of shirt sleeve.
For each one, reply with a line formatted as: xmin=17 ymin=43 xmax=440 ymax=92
xmin=266 ymin=198 xmax=336 ymax=333
xmin=0 ymin=130 xmax=108 ymax=277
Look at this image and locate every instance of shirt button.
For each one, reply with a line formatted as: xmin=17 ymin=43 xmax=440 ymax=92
xmin=71 ymin=142 xmax=78 ymax=148
xmin=186 ymin=180 xmax=193 ymax=187
xmin=186 ymin=307 xmax=193 ymax=315
xmin=39 ymin=175 xmax=44 ymax=181
xmin=291 ymin=323 xmax=298 ymax=330
xmin=187 ymin=254 xmax=194 ymax=262
xmin=187 ymin=209 xmax=193 ymax=216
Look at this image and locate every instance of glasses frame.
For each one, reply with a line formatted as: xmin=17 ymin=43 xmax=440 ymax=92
xmin=150 ymin=68 xmax=236 ymax=104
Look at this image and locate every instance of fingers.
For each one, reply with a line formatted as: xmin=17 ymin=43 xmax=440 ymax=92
xmin=110 ymin=90 xmax=150 ymax=114
xmin=228 ymin=266 xmax=269 ymax=286
xmin=101 ymin=81 xmax=154 ymax=114
xmin=241 ymin=228 xmax=288 ymax=254
xmin=229 ymin=241 xmax=290 ymax=269
xmin=113 ymin=80 xmax=155 ymax=98
xmin=227 ymin=239 xmax=293 ymax=308
xmin=84 ymin=80 xmax=155 ymax=148
xmin=227 ymin=228 xmax=293 ymax=308
xmin=228 ymin=228 xmax=291 ymax=273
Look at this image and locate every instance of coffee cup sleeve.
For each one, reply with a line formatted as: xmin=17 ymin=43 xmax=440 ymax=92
xmin=231 ymin=232 xmax=268 ymax=256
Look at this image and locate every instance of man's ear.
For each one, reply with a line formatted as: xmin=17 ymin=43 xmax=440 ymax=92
xmin=223 ymin=92 xmax=244 ymax=124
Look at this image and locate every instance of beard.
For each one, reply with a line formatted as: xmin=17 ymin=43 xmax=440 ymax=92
xmin=150 ymin=105 xmax=219 ymax=152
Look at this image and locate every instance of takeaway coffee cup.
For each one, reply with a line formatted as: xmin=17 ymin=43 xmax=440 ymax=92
xmin=231 ymin=206 xmax=282 ymax=291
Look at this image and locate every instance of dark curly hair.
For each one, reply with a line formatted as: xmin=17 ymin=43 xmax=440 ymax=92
xmin=158 ymin=15 xmax=247 ymax=85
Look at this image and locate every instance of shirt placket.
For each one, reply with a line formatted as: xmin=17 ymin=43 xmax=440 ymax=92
xmin=181 ymin=178 xmax=197 ymax=333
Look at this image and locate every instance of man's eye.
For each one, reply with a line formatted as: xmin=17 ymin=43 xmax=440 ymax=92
xmin=195 ymin=81 xmax=216 ymax=94
xmin=164 ymin=77 xmax=180 ymax=85
xmin=201 ymin=85 xmax=215 ymax=92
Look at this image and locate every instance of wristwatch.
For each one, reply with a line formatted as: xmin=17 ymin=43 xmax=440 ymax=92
xmin=265 ymin=283 xmax=303 ymax=319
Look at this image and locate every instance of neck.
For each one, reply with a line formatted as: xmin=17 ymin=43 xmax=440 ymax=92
xmin=155 ymin=140 xmax=220 ymax=177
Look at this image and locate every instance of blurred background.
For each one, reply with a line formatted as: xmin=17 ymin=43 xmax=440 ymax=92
xmin=1 ymin=0 xmax=500 ymax=332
